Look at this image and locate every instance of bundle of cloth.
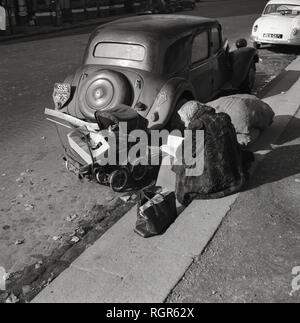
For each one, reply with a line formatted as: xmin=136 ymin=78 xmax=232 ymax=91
xmin=208 ymin=94 xmax=274 ymax=147
xmin=174 ymin=102 xmax=254 ymax=206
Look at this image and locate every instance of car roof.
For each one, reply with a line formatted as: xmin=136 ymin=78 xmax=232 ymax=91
xmin=85 ymin=15 xmax=218 ymax=73
xmin=266 ymin=0 xmax=300 ymax=5
xmin=93 ymin=14 xmax=217 ymax=42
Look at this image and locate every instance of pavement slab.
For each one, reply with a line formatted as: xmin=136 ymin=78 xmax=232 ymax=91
xmin=33 ymin=57 xmax=300 ymax=303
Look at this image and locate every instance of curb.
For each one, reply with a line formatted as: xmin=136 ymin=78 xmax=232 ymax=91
xmin=33 ymin=57 xmax=300 ymax=303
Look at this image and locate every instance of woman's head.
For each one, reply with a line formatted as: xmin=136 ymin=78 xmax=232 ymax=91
xmin=178 ymin=101 xmax=200 ymax=127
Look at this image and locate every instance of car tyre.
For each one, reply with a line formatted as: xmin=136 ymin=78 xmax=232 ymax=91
xmin=253 ymin=41 xmax=261 ymax=49
xmin=78 ymin=70 xmax=131 ymax=121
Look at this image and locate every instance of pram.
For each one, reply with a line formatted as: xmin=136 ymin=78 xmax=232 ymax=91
xmin=45 ymin=105 xmax=150 ymax=192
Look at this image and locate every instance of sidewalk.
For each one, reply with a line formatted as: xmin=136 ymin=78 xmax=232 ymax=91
xmin=167 ymin=108 xmax=300 ymax=303
xmin=33 ymin=56 xmax=300 ymax=303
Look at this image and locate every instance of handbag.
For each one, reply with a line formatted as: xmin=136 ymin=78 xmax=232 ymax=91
xmin=134 ymin=189 xmax=178 ymax=238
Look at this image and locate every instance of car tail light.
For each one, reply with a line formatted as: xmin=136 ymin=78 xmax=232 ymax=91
xmin=52 ymin=83 xmax=71 ymax=110
xmin=253 ymin=25 xmax=258 ymax=33
xmin=292 ymin=28 xmax=299 ymax=36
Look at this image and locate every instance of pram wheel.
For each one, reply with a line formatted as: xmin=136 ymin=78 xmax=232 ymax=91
xmin=109 ymin=168 xmax=129 ymax=192
xmin=95 ymin=169 xmax=107 ymax=184
xmin=131 ymin=163 xmax=148 ymax=182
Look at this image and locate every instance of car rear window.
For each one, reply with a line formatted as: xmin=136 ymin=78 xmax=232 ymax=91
xmin=94 ymin=42 xmax=146 ymax=61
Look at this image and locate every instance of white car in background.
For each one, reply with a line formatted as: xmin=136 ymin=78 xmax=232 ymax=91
xmin=251 ymin=0 xmax=300 ymax=48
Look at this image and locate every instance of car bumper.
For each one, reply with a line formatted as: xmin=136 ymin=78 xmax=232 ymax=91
xmin=251 ymin=34 xmax=300 ymax=45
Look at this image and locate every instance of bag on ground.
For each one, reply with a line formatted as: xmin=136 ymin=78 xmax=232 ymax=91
xmin=135 ymin=189 xmax=178 ymax=238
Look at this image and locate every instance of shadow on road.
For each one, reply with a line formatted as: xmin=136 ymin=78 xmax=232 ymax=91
xmin=245 ymin=143 xmax=300 ymax=190
xmin=264 ymin=45 xmax=300 ymax=55
xmin=258 ymin=70 xmax=300 ymax=99
xmin=251 ymin=116 xmax=300 ymax=151
xmin=245 ymin=114 xmax=300 ymax=190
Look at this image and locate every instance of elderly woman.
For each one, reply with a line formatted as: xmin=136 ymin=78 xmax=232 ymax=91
xmin=172 ymin=101 xmax=254 ymax=206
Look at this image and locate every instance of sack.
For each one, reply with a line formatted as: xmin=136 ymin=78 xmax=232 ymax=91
xmin=208 ymin=94 xmax=274 ymax=146
xmin=134 ymin=189 xmax=178 ymax=238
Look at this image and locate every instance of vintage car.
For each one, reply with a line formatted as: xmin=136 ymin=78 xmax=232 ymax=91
xmin=55 ymin=15 xmax=258 ymax=130
xmin=251 ymin=0 xmax=300 ymax=48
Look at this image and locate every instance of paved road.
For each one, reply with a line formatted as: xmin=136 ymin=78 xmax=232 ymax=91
xmin=0 ymin=0 xmax=292 ymax=274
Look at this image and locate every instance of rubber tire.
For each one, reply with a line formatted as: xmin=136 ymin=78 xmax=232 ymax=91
xmin=109 ymin=168 xmax=129 ymax=192
xmin=95 ymin=169 xmax=107 ymax=184
xmin=78 ymin=70 xmax=131 ymax=121
xmin=253 ymin=41 xmax=261 ymax=50
xmin=131 ymin=162 xmax=148 ymax=182
xmin=239 ymin=65 xmax=256 ymax=94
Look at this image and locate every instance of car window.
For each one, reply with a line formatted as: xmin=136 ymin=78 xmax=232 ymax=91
xmin=94 ymin=42 xmax=145 ymax=61
xmin=164 ymin=36 xmax=191 ymax=74
xmin=264 ymin=4 xmax=300 ymax=15
xmin=191 ymin=31 xmax=209 ymax=64
xmin=211 ymin=27 xmax=222 ymax=54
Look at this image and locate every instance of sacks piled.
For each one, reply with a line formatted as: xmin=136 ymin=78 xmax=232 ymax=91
xmin=208 ymin=94 xmax=275 ymax=146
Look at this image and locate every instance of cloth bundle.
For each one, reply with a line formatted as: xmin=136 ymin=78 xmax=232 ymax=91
xmin=208 ymin=94 xmax=274 ymax=146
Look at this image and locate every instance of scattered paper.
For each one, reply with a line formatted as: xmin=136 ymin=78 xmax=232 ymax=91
xmin=24 ymin=203 xmax=35 ymax=211
xmin=66 ymin=214 xmax=78 ymax=222
xmin=71 ymin=236 xmax=80 ymax=244
xmin=120 ymin=195 xmax=131 ymax=203
xmin=15 ymin=239 xmax=25 ymax=245
xmin=5 ymin=294 xmax=19 ymax=304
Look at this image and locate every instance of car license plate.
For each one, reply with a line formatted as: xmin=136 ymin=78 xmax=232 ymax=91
xmin=263 ymin=33 xmax=283 ymax=39
xmin=53 ymin=83 xmax=71 ymax=109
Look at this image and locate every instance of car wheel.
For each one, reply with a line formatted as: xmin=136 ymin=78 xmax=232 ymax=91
xmin=78 ymin=70 xmax=131 ymax=121
xmin=253 ymin=41 xmax=261 ymax=49
xmin=239 ymin=64 xmax=256 ymax=94
xmin=167 ymin=98 xmax=188 ymax=132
